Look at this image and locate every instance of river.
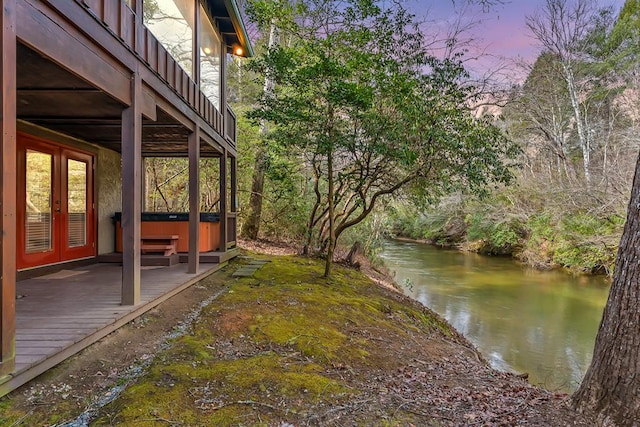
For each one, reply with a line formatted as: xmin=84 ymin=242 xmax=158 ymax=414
xmin=380 ymin=239 xmax=610 ymax=392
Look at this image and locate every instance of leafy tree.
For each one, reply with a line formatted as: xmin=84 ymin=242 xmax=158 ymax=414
xmin=608 ymin=0 xmax=640 ymax=125
xmin=248 ymin=0 xmax=518 ymax=276
xmin=608 ymin=0 xmax=640 ymax=72
xmin=241 ymin=15 xmax=282 ymax=240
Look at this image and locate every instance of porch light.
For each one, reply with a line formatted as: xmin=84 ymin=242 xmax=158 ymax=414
xmin=203 ymin=47 xmax=213 ymax=55
xmin=234 ymin=46 xmax=244 ymax=56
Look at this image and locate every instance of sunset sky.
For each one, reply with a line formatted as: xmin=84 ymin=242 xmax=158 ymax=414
xmin=403 ymin=0 xmax=627 ymax=70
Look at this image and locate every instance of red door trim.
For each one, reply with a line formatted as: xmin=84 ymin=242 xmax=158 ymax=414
xmin=17 ymin=137 xmax=59 ymax=269
xmin=17 ymin=133 xmax=96 ymax=270
xmin=60 ymin=148 xmax=96 ymax=262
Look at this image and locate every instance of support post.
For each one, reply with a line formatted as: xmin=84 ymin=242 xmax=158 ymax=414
xmin=220 ymin=37 xmax=227 ymax=134
xmin=219 ymin=150 xmax=227 ymax=252
xmin=0 ymin=0 xmax=16 ymax=378
xmin=230 ymin=155 xmax=237 ymax=244
xmin=230 ymin=155 xmax=237 ymax=213
xmin=188 ymin=127 xmax=200 ymax=274
xmin=121 ymin=71 xmax=142 ymax=305
xmin=218 ymin=35 xmax=229 ymax=250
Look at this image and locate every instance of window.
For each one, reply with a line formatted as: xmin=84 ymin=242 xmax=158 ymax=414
xmin=199 ymin=4 xmax=221 ymax=111
xmin=67 ymin=159 xmax=88 ymax=248
xmin=25 ymin=150 xmax=53 ymax=253
xmin=144 ymin=0 xmax=195 ymax=78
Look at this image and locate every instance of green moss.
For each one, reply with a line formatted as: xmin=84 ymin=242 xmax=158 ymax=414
xmin=0 ymin=398 xmax=22 ymax=426
xmin=94 ymin=354 xmax=347 ymax=425
xmin=91 ymin=254 xmax=455 ymax=425
xmin=0 ymin=391 xmax=89 ymax=427
xmin=172 ymin=331 xmax=217 ymax=362
xmin=209 ymin=256 xmax=451 ymax=365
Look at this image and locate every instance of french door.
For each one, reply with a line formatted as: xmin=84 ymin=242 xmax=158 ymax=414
xmin=17 ymin=133 xmax=95 ymax=270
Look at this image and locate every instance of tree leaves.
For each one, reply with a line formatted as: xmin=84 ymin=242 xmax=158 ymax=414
xmin=246 ymin=0 xmax=518 ymax=274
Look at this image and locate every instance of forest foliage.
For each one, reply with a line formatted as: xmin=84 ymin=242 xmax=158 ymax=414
xmin=148 ymin=0 xmax=639 ymax=276
xmin=242 ymin=0 xmax=519 ymax=275
xmin=387 ymin=0 xmax=640 ymax=275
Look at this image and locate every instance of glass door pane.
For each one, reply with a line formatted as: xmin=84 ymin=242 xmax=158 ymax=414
xmin=25 ymin=150 xmax=53 ymax=253
xmin=144 ymin=0 xmax=195 ymax=78
xmin=67 ymin=159 xmax=87 ymax=248
xmin=199 ymin=3 xmax=221 ymax=110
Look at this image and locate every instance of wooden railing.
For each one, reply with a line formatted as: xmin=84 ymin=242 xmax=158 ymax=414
xmin=225 ymin=107 xmax=237 ymax=145
xmin=79 ymin=0 xmax=235 ymax=146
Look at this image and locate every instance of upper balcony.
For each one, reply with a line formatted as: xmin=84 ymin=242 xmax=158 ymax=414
xmin=15 ymin=0 xmax=252 ymax=155
xmin=78 ymin=0 xmax=252 ymax=148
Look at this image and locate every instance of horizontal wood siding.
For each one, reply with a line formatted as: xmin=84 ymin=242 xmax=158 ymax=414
xmin=77 ymin=0 xmax=229 ymax=139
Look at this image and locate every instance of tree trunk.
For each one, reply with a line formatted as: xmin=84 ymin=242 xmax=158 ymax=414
xmin=240 ymin=22 xmax=280 ymax=239
xmin=572 ymin=152 xmax=640 ymax=426
xmin=303 ymin=160 xmax=322 ymax=255
xmin=564 ymin=65 xmax=591 ymax=186
xmin=324 ymin=148 xmax=335 ymax=278
xmin=241 ymin=148 xmax=267 ymax=239
xmin=345 ymin=241 xmax=363 ymax=267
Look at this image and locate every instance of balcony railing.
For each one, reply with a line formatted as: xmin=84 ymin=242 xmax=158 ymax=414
xmin=225 ymin=107 xmax=237 ymax=144
xmin=79 ymin=0 xmax=236 ymax=146
xmin=227 ymin=212 xmax=237 ymax=248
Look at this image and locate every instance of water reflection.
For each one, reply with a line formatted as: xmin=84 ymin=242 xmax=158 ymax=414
xmin=380 ymin=240 xmax=610 ymax=392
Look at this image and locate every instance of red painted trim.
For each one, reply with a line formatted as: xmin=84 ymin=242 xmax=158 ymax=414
xmin=16 ymin=132 xmax=96 ymax=270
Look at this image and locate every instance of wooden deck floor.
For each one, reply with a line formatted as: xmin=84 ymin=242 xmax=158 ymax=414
xmin=0 ymin=261 xmax=228 ymax=396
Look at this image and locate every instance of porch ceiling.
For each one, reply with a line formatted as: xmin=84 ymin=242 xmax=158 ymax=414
xmin=17 ymin=43 xmax=221 ymax=158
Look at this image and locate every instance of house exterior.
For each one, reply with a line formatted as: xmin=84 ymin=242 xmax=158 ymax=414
xmin=0 ymin=0 xmax=253 ymax=386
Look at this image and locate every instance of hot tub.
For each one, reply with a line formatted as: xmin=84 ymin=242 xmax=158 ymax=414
xmin=113 ymin=212 xmax=221 ymax=253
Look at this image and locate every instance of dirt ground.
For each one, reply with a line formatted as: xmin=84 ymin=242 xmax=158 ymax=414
xmin=0 ymin=241 xmax=596 ymax=426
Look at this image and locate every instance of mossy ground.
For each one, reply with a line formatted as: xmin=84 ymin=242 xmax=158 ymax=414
xmin=1 ymin=251 xmax=595 ymax=426
xmin=89 ymin=255 xmax=460 ymax=426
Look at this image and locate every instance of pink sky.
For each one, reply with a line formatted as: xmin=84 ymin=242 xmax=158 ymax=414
xmin=403 ymin=0 xmax=626 ymax=70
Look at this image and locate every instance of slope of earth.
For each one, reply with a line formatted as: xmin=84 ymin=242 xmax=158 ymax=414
xmin=0 ymin=251 xmax=594 ymax=426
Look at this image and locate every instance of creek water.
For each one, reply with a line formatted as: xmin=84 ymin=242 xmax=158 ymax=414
xmin=380 ymin=239 xmax=610 ymax=392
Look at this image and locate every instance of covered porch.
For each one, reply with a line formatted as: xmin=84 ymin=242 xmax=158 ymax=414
xmin=1 ymin=0 xmax=251 ymax=393
xmin=0 ymin=254 xmax=235 ymax=396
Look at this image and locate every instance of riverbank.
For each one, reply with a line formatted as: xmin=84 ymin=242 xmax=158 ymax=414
xmin=0 ymin=246 xmax=594 ymax=426
xmin=388 ymin=200 xmax=623 ymax=276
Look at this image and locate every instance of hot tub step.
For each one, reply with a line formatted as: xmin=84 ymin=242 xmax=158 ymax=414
xmin=178 ymin=248 xmax=239 ymax=264
xmin=141 ymin=244 xmax=177 ymax=256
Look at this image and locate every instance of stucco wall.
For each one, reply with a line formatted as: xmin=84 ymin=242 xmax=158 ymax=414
xmin=97 ymin=147 xmax=122 ymax=255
